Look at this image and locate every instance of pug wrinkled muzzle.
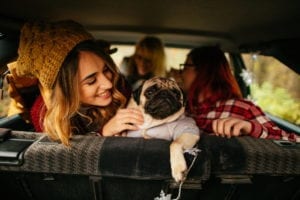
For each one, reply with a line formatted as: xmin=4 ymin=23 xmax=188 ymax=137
xmin=144 ymin=86 xmax=183 ymax=119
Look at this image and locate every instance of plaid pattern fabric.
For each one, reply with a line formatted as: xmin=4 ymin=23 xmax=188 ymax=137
xmin=190 ymin=98 xmax=299 ymax=142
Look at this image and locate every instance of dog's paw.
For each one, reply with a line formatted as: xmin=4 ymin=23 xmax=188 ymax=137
xmin=170 ymin=152 xmax=187 ymax=182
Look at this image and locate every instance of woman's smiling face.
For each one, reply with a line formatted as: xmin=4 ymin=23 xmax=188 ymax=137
xmin=77 ymin=51 xmax=113 ymax=107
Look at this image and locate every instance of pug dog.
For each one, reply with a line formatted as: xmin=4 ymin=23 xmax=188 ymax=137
xmin=127 ymin=77 xmax=200 ymax=182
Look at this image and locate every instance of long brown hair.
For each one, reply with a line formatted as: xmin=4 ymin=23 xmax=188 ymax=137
xmin=43 ymin=40 xmax=127 ymax=146
xmin=187 ymin=46 xmax=242 ymax=113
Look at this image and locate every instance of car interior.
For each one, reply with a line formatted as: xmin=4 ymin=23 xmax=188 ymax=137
xmin=0 ymin=0 xmax=299 ymax=200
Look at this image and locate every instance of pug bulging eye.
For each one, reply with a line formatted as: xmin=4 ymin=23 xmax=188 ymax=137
xmin=172 ymin=89 xmax=181 ymax=100
xmin=144 ymin=85 xmax=159 ymax=98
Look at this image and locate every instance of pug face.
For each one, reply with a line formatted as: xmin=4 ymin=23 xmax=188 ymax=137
xmin=133 ymin=77 xmax=185 ymax=120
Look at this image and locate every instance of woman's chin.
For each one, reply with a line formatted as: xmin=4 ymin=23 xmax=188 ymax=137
xmin=96 ymin=96 xmax=112 ymax=107
xmin=85 ymin=96 xmax=113 ymax=107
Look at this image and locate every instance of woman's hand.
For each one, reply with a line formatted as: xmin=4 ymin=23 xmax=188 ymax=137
xmin=102 ymin=108 xmax=144 ymax=137
xmin=212 ymin=117 xmax=252 ymax=138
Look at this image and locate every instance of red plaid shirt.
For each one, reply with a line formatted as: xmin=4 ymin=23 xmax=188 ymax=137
xmin=189 ymin=98 xmax=299 ymax=142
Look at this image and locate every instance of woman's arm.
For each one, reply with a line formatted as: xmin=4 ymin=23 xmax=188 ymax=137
xmin=211 ymin=102 xmax=299 ymax=142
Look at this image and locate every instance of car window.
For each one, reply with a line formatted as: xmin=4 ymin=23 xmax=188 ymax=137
xmin=242 ymin=54 xmax=300 ymax=125
xmin=110 ymin=44 xmax=190 ymax=72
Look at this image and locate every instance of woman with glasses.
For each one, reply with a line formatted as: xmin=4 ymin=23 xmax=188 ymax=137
xmin=120 ymin=36 xmax=166 ymax=90
xmin=181 ymin=46 xmax=299 ymax=142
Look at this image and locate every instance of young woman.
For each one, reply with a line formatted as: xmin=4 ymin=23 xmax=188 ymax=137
xmin=120 ymin=36 xmax=166 ymax=90
xmin=181 ymin=46 xmax=299 ymax=142
xmin=16 ymin=20 xmax=143 ymax=146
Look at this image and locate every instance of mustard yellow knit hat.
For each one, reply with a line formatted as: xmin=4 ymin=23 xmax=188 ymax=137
xmin=16 ymin=20 xmax=94 ymax=89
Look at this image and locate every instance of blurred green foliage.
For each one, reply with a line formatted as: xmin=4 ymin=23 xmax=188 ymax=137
xmin=251 ymin=82 xmax=300 ymax=125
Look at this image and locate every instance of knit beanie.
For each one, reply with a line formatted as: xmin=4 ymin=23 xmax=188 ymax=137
xmin=16 ymin=20 xmax=94 ymax=89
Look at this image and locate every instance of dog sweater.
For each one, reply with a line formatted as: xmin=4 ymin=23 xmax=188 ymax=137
xmin=127 ymin=115 xmax=200 ymax=141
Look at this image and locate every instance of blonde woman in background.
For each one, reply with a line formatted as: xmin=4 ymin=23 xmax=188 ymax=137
xmin=121 ymin=36 xmax=166 ymax=90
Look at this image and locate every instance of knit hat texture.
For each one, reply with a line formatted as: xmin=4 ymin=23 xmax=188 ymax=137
xmin=16 ymin=20 xmax=94 ymax=89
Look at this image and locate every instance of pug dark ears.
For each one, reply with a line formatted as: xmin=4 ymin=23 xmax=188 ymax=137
xmin=132 ymin=84 xmax=143 ymax=105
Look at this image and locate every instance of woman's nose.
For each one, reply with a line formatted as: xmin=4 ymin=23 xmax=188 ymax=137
xmin=98 ymin=74 xmax=112 ymax=90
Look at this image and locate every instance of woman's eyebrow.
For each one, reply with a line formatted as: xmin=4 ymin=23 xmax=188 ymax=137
xmin=81 ymin=72 xmax=97 ymax=83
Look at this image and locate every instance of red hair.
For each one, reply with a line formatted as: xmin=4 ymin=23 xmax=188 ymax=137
xmin=187 ymin=46 xmax=242 ymax=113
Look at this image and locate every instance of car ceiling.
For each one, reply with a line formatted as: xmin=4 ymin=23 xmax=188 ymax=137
xmin=1 ymin=0 xmax=300 ymax=48
xmin=0 ymin=0 xmax=300 ymax=73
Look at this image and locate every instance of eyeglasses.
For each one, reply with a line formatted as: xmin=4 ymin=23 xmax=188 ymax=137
xmin=179 ymin=63 xmax=195 ymax=71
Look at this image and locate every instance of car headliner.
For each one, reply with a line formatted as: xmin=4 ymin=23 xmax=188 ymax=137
xmin=0 ymin=0 xmax=300 ymax=73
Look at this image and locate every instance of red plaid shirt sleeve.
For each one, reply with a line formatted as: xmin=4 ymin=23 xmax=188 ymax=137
xmin=191 ymin=98 xmax=299 ymax=142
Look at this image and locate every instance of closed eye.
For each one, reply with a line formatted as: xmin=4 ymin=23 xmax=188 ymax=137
xmin=81 ymin=72 xmax=97 ymax=85
xmin=86 ymin=77 xmax=96 ymax=85
xmin=171 ymin=89 xmax=181 ymax=100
